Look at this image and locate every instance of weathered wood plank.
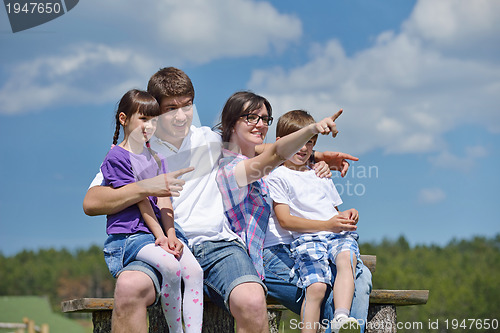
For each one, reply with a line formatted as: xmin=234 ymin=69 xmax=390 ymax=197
xmin=61 ymin=298 xmax=114 ymax=313
xmin=369 ymin=290 xmax=429 ymax=306
xmin=61 ymin=288 xmax=428 ymax=314
xmin=360 ymin=254 xmax=376 ymax=273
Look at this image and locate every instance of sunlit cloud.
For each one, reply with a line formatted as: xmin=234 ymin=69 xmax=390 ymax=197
xmin=418 ymin=187 xmax=446 ymax=204
xmin=0 ymin=0 xmax=302 ymax=114
xmin=154 ymin=0 xmax=302 ymax=63
xmin=0 ymin=43 xmax=156 ymax=114
xmin=248 ymin=0 xmax=500 ymax=155
xmin=430 ymin=145 xmax=489 ymax=173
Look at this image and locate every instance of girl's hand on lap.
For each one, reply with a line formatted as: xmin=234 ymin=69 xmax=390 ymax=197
xmin=168 ymin=237 xmax=184 ymax=258
xmin=155 ymin=235 xmax=182 ymax=258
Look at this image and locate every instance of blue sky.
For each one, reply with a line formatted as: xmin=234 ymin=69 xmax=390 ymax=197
xmin=1 ymin=0 xmax=499 ymax=256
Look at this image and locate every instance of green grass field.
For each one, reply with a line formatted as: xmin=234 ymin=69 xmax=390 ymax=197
xmin=0 ymin=296 xmax=86 ymax=333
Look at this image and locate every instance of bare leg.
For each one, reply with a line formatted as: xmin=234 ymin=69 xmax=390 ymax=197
xmin=301 ymin=283 xmax=328 ymax=333
xmin=229 ymin=282 xmax=269 ymax=333
xmin=333 ymin=251 xmax=356 ymax=312
xmin=112 ymin=270 xmax=156 ymax=333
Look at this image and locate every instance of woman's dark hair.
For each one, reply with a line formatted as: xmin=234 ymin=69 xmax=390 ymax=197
xmin=216 ymin=91 xmax=272 ymax=143
xmin=112 ymin=89 xmax=161 ymax=145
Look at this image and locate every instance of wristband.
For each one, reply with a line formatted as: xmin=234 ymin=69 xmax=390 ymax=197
xmin=310 ymin=150 xmax=316 ymax=164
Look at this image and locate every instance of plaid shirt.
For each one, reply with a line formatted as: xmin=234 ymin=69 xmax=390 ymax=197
xmin=216 ymin=149 xmax=270 ymax=280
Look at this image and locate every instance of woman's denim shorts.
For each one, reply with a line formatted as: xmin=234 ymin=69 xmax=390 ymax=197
xmin=103 ymin=224 xmax=189 ymax=278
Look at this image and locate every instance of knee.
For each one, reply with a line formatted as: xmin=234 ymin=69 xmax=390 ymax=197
xmin=114 ymin=271 xmax=155 ymax=308
xmin=230 ymin=283 xmax=267 ymax=320
xmin=182 ymin=264 xmax=204 ymax=288
xmin=156 ymin=259 xmax=183 ymax=280
xmin=190 ymin=263 xmax=204 ymax=280
xmin=244 ymin=292 xmax=267 ymax=315
xmin=306 ymin=283 xmax=328 ymax=302
xmin=336 ymin=251 xmax=352 ymax=266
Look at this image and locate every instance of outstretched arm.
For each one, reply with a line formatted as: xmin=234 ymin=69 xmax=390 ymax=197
xmin=235 ymin=110 xmax=343 ymax=187
xmin=314 ymin=151 xmax=359 ymax=177
xmin=273 ymin=202 xmax=357 ymax=234
xmin=83 ymin=167 xmax=194 ymax=216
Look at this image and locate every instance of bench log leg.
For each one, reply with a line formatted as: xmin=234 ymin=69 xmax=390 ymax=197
xmin=267 ymin=309 xmax=282 ymax=333
xmin=105 ymin=301 xmax=281 ymax=333
xmin=366 ymin=304 xmax=397 ymax=333
xmin=92 ymin=310 xmax=112 ymax=333
xmin=148 ymin=303 xmax=169 ymax=332
xmin=149 ymin=302 xmax=236 ymax=333
xmin=202 ymin=301 xmax=234 ymax=333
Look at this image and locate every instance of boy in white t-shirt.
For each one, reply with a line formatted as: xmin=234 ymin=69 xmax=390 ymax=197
xmin=267 ymin=110 xmax=361 ymax=333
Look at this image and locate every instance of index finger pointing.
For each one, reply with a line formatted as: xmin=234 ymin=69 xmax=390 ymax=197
xmin=330 ymin=109 xmax=343 ymax=121
xmin=338 ymin=152 xmax=359 ymax=162
xmin=171 ymin=166 xmax=195 ymax=178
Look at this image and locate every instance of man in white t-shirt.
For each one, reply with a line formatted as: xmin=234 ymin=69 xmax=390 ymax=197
xmin=83 ymin=67 xmax=364 ymax=333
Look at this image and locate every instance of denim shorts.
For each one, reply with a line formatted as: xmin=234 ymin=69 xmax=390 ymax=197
xmin=191 ymin=239 xmax=267 ymax=312
xmin=103 ymin=223 xmax=188 ymax=298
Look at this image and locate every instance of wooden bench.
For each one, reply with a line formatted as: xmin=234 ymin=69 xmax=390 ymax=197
xmin=61 ymin=255 xmax=429 ymax=333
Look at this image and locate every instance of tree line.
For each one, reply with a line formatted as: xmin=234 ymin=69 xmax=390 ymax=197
xmin=360 ymin=234 xmax=500 ymax=332
xmin=1 ymin=235 xmax=499 ymax=331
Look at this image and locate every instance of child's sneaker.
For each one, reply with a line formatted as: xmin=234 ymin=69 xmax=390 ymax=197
xmin=332 ymin=316 xmax=360 ymax=333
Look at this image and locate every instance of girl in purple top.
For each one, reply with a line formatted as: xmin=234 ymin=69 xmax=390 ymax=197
xmin=101 ymin=89 xmax=202 ymax=333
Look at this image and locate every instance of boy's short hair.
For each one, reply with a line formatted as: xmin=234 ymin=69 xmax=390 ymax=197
xmin=276 ymin=109 xmax=318 ymax=141
xmin=147 ymin=67 xmax=195 ymax=105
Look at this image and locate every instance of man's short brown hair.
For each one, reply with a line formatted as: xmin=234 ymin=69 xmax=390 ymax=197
xmin=147 ymin=67 xmax=195 ymax=105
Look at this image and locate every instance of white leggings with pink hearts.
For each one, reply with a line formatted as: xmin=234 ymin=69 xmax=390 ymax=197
xmin=136 ymin=242 xmax=203 ymax=333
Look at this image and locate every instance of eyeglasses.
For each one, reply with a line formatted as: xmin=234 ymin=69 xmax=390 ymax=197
xmin=240 ymin=113 xmax=273 ymax=126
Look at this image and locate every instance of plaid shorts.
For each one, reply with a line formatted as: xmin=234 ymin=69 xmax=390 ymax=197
xmin=290 ymin=232 xmax=360 ymax=289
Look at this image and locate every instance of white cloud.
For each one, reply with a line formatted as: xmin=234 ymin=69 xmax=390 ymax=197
xmin=0 ymin=0 xmax=302 ymax=114
xmin=404 ymin=0 xmax=500 ymax=60
xmin=0 ymin=44 xmax=156 ymax=114
xmin=418 ymin=187 xmax=446 ymax=204
xmin=74 ymin=0 xmax=302 ymax=64
xmin=430 ymin=145 xmax=489 ymax=173
xmin=248 ymin=0 xmax=500 ymax=155
xmin=154 ymin=0 xmax=302 ymax=63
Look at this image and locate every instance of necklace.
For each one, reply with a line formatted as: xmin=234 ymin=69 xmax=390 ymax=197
xmin=154 ymin=137 xmax=179 ymax=153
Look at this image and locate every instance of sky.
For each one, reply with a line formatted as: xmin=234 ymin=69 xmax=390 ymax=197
xmin=0 ymin=0 xmax=499 ymax=256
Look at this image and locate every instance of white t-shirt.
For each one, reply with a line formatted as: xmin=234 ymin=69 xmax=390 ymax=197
xmin=89 ymin=125 xmax=239 ymax=247
xmin=266 ymin=165 xmax=343 ymax=240
xmin=263 ymin=207 xmax=293 ymax=248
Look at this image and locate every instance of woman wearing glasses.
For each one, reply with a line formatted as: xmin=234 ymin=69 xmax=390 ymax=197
xmin=215 ymin=91 xmax=342 ymax=280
